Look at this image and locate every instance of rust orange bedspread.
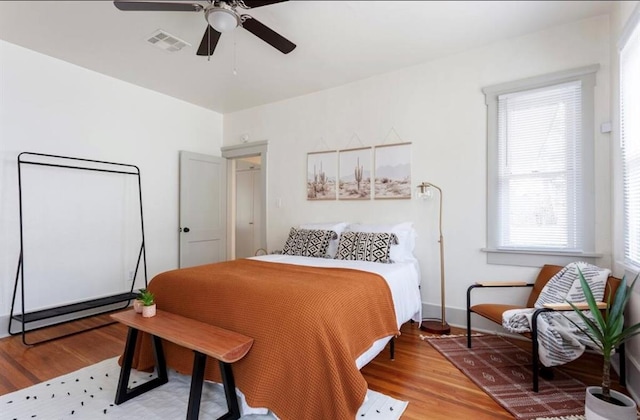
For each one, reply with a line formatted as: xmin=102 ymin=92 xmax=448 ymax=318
xmin=128 ymin=259 xmax=398 ymax=420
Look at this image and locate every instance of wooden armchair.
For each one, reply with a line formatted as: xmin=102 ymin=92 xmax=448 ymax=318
xmin=466 ymin=264 xmax=624 ymax=392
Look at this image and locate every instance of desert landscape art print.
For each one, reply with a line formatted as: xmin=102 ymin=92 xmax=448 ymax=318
xmin=307 ymin=150 xmax=337 ymax=200
xmin=374 ymin=143 xmax=411 ymax=199
xmin=339 ymin=147 xmax=371 ymax=200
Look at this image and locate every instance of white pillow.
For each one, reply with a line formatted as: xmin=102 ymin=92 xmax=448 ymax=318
xmin=346 ymin=222 xmax=416 ymax=263
xmin=299 ymin=222 xmax=349 ymax=258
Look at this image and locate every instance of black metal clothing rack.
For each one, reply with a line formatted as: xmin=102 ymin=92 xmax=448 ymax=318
xmin=8 ymin=152 xmax=149 ymax=345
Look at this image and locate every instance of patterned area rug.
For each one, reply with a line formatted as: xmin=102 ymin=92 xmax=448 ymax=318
xmin=1 ymin=357 xmax=407 ymax=419
xmin=423 ymin=334 xmax=586 ymax=420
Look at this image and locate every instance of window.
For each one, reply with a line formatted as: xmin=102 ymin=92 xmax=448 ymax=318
xmin=620 ymin=10 xmax=640 ymax=269
xmin=483 ymin=66 xmax=599 ymax=266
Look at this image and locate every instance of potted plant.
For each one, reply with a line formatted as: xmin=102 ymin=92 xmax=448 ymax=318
xmin=139 ymin=290 xmax=156 ymax=318
xmin=567 ymin=270 xmax=640 ymax=420
xmin=133 ymin=288 xmax=147 ymax=313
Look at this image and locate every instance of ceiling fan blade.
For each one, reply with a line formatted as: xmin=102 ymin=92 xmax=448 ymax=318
xmin=113 ymin=1 xmax=203 ymax=12
xmin=241 ymin=16 xmax=296 ymax=54
xmin=196 ymin=26 xmax=222 ymax=56
xmin=241 ymin=0 xmax=288 ymax=8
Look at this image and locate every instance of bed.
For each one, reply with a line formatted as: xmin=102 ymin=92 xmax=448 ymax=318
xmin=128 ymin=230 xmax=421 ymax=419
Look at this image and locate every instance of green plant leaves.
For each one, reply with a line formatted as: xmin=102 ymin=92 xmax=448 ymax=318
xmin=562 ymin=268 xmax=640 ymax=397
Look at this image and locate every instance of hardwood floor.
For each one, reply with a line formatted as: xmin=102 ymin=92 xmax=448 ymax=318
xmin=0 ymin=316 xmax=630 ymax=419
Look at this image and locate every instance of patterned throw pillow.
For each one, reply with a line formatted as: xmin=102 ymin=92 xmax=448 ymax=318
xmin=281 ymin=227 xmax=337 ymax=258
xmin=335 ymin=231 xmax=398 ymax=263
xmin=282 ymin=227 xmax=300 ymax=255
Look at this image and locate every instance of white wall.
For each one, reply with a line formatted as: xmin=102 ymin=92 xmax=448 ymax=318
xmin=610 ymin=0 xmax=640 ymax=404
xmin=223 ymin=15 xmax=612 ymax=326
xmin=0 ymin=40 xmax=223 ymax=328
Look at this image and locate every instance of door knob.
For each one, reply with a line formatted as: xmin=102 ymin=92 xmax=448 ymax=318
xmin=183 ymin=227 xmax=190 ymax=233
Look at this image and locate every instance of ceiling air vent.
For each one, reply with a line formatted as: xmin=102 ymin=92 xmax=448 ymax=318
xmin=146 ymin=30 xmax=191 ymax=52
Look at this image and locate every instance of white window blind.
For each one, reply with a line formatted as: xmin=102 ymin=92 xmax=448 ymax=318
xmin=496 ymin=81 xmax=583 ymax=251
xmin=621 ymin=15 xmax=640 ymax=267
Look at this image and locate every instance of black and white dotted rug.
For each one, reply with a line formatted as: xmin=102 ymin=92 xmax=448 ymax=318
xmin=1 ymin=357 xmax=407 ymax=419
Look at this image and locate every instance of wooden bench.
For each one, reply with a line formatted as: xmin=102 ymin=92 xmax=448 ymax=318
xmin=111 ymin=309 xmax=253 ymax=420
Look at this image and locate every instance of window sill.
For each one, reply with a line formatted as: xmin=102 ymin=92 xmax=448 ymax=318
xmin=481 ymin=248 xmax=602 ymax=267
xmin=616 ymin=260 xmax=640 ymax=277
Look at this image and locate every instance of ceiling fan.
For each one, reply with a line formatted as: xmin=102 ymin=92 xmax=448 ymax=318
xmin=113 ymin=0 xmax=296 ymax=57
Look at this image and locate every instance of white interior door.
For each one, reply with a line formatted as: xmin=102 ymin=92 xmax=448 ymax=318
xmin=179 ymin=151 xmax=227 ymax=268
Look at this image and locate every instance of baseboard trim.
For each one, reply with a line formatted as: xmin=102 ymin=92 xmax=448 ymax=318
xmin=422 ymin=303 xmax=526 ymax=339
xmin=0 ymin=314 xmax=8 ymax=339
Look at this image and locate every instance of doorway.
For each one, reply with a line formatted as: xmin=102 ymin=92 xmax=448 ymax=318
xmin=235 ymin=156 xmax=262 ymax=258
xmin=221 ymin=141 xmax=268 ymax=260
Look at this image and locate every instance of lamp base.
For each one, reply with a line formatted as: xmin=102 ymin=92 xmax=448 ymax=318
xmin=420 ymin=319 xmax=451 ymax=335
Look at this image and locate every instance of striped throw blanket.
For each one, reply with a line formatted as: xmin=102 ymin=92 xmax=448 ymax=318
xmin=502 ymin=262 xmax=610 ymax=367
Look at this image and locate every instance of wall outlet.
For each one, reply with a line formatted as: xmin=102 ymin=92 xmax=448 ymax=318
xmin=127 ymin=270 xmax=135 ymax=282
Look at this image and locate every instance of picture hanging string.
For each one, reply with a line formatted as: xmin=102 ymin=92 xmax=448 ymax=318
xmin=343 ymin=133 xmax=365 ymax=149
xmin=381 ymin=127 xmax=403 ymax=145
xmin=311 ymin=137 xmax=332 ymax=152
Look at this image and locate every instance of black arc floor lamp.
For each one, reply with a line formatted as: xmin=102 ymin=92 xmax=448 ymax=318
xmin=417 ymin=181 xmax=450 ymax=334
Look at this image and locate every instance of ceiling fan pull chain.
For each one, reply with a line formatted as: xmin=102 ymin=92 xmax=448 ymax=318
xmin=233 ymin=33 xmax=238 ymax=76
xmin=207 ymin=26 xmax=211 ymax=61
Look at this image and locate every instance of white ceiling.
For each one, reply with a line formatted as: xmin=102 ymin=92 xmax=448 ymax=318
xmin=0 ymin=1 xmax=611 ymax=114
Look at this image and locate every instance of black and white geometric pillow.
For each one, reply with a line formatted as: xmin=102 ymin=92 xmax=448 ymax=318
xmin=281 ymin=227 xmax=337 ymax=257
xmin=357 ymin=232 xmax=398 ymax=263
xmin=292 ymin=228 xmax=310 ymax=255
xmin=303 ymin=229 xmax=337 ymax=258
xmin=335 ymin=231 xmax=398 ymax=263
xmin=282 ymin=227 xmax=301 ymax=255
xmin=335 ymin=231 xmax=358 ymax=260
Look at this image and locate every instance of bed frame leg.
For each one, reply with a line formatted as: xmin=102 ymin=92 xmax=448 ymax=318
xmin=389 ymin=337 xmax=395 ymax=361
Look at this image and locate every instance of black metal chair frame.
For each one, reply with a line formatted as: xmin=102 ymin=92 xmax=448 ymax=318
xmin=466 ymin=283 xmax=626 ymax=392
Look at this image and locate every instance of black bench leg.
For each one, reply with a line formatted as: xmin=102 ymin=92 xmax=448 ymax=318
xmin=153 ymin=335 xmax=169 ymax=384
xmin=186 ymin=354 xmax=241 ymax=420
xmin=115 ymin=328 xmax=168 ymax=405
xmin=219 ymin=361 xmax=241 ymax=420
xmin=187 ymin=351 xmax=207 ymax=420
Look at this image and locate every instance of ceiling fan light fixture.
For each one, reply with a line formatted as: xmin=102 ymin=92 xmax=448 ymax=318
xmin=206 ymin=6 xmax=240 ymax=33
